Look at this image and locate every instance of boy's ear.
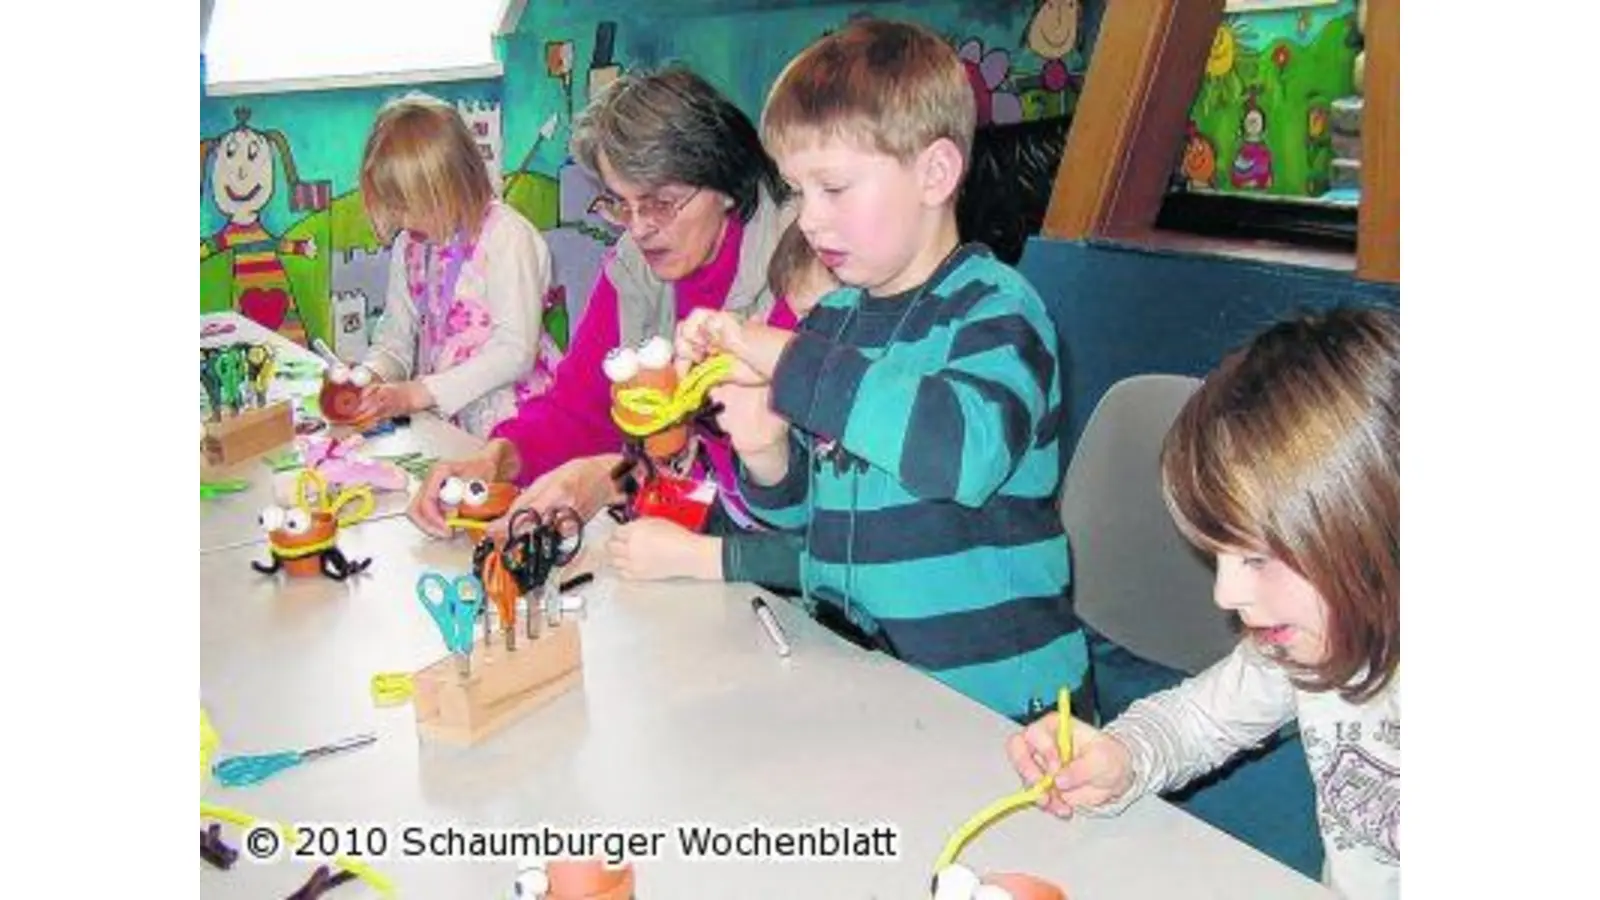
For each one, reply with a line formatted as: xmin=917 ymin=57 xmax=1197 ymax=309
xmin=917 ymin=137 xmax=966 ymax=207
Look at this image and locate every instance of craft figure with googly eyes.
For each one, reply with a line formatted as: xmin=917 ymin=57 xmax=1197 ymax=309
xmin=931 ymin=863 xmax=1067 ymax=900
xmin=509 ymin=856 xmax=635 ymax=900
xmin=604 ymin=335 xmax=728 ymax=530
xmin=319 ymin=361 xmax=375 ymax=425
xmin=437 ymin=475 xmax=518 ymax=541
xmin=252 ymin=470 xmax=376 ymax=580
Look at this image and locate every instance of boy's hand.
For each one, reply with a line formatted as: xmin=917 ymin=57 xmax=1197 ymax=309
xmin=604 ymin=518 xmax=722 ymax=581
xmin=1005 ymin=714 xmax=1134 ymax=818
xmin=710 ymin=384 xmax=788 ymax=456
xmin=675 ymin=310 xmax=793 ymax=385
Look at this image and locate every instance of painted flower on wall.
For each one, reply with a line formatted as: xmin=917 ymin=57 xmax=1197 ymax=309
xmin=1272 ymin=44 xmax=1291 ymax=70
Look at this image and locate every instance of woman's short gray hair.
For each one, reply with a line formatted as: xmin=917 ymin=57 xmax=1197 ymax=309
xmin=570 ymin=65 xmax=785 ymax=222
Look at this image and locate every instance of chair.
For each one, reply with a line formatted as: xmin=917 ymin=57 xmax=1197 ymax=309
xmin=1059 ymin=374 xmax=1324 ymax=879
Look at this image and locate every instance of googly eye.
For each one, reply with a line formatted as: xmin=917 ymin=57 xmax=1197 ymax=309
xmin=602 ymin=346 xmax=639 ymax=383
xmin=439 ymin=477 xmax=466 ymax=506
xmin=258 ymin=506 xmax=286 ymax=532
xmin=931 ymin=863 xmax=981 ymax=900
xmin=464 ymin=479 xmax=490 ymax=505
xmin=328 ymin=365 xmax=350 ymax=385
xmin=636 ymin=335 xmax=672 ymax=369
xmin=350 ymin=366 xmax=373 ymax=388
xmin=283 ymin=508 xmax=312 ymax=535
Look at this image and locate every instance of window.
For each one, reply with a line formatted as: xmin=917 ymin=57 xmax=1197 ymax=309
xmin=1156 ymin=0 xmax=1362 ymax=252
xmin=204 ymin=0 xmax=509 ymax=95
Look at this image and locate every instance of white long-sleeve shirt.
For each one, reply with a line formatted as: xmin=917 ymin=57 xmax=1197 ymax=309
xmin=1097 ymin=641 xmax=1400 ymax=900
xmin=361 ymin=200 xmax=551 ymax=437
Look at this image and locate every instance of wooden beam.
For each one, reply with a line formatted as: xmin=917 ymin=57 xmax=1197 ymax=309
xmin=1357 ymin=0 xmax=1399 ymax=283
xmin=1042 ymin=0 xmax=1223 ymax=241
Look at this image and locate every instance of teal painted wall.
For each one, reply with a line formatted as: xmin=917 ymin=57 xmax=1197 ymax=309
xmin=199 ymin=0 xmax=1097 ymax=349
xmin=501 ymin=0 xmax=1092 ymax=189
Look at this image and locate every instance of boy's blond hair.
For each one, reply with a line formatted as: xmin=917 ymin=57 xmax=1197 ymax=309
xmin=360 ymin=93 xmax=494 ymax=244
xmin=761 ymin=19 xmax=975 ymax=178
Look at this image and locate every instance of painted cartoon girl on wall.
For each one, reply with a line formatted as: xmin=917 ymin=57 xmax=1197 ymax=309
xmin=1230 ymin=90 xmax=1274 ymax=191
xmin=201 ymin=107 xmax=318 ymax=343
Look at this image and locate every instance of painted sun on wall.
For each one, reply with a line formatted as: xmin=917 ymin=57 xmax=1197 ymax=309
xmin=1172 ymin=0 xmax=1358 ymax=203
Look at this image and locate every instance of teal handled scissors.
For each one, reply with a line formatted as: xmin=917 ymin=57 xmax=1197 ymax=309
xmin=211 ymin=733 xmax=376 ymax=788
xmin=416 ymin=572 xmax=484 ymax=677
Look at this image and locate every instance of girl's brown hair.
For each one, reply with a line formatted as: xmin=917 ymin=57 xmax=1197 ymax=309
xmin=360 ymin=93 xmax=494 ymax=244
xmin=1161 ymin=308 xmax=1399 ymax=701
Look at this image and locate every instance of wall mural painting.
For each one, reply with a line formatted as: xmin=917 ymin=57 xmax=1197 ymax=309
xmin=1172 ymin=0 xmax=1360 ymax=203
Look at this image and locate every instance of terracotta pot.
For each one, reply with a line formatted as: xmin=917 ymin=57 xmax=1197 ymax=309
xmin=269 ymin=511 xmax=338 ymax=578
xmin=452 ymin=482 xmax=518 ymax=535
xmin=613 ymin=366 xmax=688 ymax=461
xmin=545 ymin=860 xmax=634 ymax=900
xmin=984 ymin=872 xmax=1068 ymax=900
xmin=320 ymin=378 xmax=364 ymax=424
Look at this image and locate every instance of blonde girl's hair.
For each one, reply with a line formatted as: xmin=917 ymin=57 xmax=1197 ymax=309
xmin=360 ymin=93 xmax=494 ymax=243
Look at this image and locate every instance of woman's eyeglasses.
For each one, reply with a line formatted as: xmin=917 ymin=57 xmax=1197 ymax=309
xmin=589 ymin=187 xmax=702 ymax=231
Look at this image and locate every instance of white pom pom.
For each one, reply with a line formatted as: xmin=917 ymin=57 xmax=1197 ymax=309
xmin=350 ymin=366 xmax=374 ymax=388
xmin=636 ymin=335 xmax=672 ymax=369
xmin=603 ymin=347 xmax=639 ymax=383
xmin=932 ymin=863 xmax=981 ymax=900
xmin=328 ymin=365 xmax=350 ymax=385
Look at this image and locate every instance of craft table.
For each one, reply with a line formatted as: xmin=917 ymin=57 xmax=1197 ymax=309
xmin=200 ymin=513 xmax=1334 ymax=899
xmin=198 ymin=313 xmax=483 ymax=554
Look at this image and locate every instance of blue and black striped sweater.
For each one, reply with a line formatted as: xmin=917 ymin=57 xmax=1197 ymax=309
xmin=740 ymin=243 xmax=1088 ymax=719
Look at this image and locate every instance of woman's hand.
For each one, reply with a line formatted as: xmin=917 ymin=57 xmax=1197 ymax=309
xmin=407 ymin=444 xmax=507 ymax=538
xmin=483 ymin=453 xmax=626 ymax=542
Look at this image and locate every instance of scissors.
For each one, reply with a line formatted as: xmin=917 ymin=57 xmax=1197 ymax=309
xmin=504 ymin=507 xmax=584 ymax=591
xmin=245 ymin=343 xmax=276 ymax=407
xmin=471 ymin=537 xmax=523 ymax=651
xmin=416 ymin=572 xmax=484 ymax=677
xmin=214 ymin=345 xmax=249 ymax=414
xmin=211 ymin=733 xmax=377 ymax=788
xmin=201 ymin=348 xmax=223 ymax=421
xmin=293 ymin=468 xmax=376 ymax=528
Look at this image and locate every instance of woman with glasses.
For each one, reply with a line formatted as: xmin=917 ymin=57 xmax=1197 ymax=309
xmin=409 ymin=67 xmax=803 ymax=580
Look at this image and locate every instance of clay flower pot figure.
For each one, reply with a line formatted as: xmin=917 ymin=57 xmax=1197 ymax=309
xmin=252 ymin=470 xmax=375 ymax=580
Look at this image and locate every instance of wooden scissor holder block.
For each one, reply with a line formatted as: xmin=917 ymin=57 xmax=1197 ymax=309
xmin=202 ymin=401 xmax=294 ymax=467
xmin=412 ymin=621 xmax=583 ymax=745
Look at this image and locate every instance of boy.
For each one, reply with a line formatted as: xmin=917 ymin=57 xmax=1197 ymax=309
xmin=676 ymin=19 xmax=1086 ymax=721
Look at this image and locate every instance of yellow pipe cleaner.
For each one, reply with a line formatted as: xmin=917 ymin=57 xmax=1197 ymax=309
xmin=201 ymin=801 xmax=397 ymax=898
xmin=933 ymin=687 xmax=1074 ymax=873
xmin=610 ymin=355 xmax=735 ymax=437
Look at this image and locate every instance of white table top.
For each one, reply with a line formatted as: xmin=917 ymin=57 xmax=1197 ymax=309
xmin=201 ymin=514 xmax=1332 ymax=900
xmin=199 ymin=413 xmax=483 ymax=554
xmin=199 ymin=312 xmax=484 ymax=554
